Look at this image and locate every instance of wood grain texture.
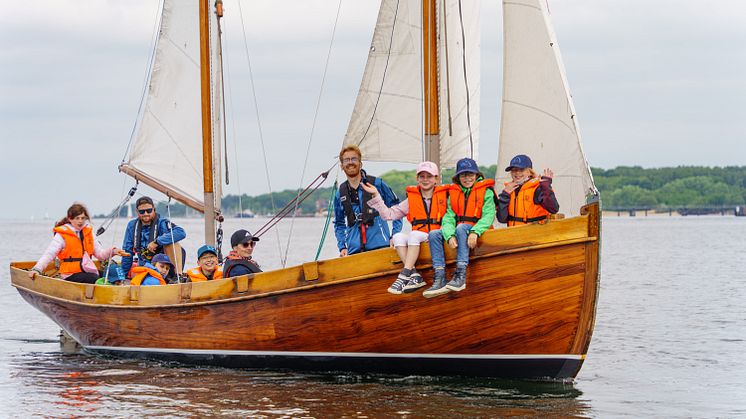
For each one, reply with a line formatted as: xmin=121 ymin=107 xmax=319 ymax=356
xmin=10 ymin=204 xmax=601 ymax=372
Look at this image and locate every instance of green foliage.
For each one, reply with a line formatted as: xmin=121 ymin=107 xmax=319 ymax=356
xmin=100 ymin=165 xmax=745 ymax=218
xmin=593 ymin=166 xmax=746 ymax=209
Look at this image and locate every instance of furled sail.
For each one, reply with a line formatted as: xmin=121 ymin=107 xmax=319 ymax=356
xmin=344 ymin=0 xmax=480 ymax=167
xmin=497 ymin=0 xmax=597 ymax=216
xmin=120 ymin=0 xmax=222 ymax=213
xmin=438 ymin=0 xmax=480 ymax=166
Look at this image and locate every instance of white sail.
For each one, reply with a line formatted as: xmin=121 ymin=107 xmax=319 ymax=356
xmin=343 ymin=0 xmax=423 ymax=163
xmin=121 ymin=0 xmax=222 ymax=212
xmin=438 ymin=0 xmax=480 ymax=167
xmin=497 ymin=0 xmax=597 ymax=216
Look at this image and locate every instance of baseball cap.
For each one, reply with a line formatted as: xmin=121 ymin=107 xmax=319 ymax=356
xmin=196 ymin=245 xmax=218 ymax=259
xmin=454 ymin=158 xmax=479 ymax=176
xmin=505 ymin=154 xmax=533 ymax=172
xmin=230 ymin=229 xmax=260 ymax=248
xmin=151 ymin=253 xmax=174 ymax=268
xmin=416 ymin=161 xmax=439 ymax=177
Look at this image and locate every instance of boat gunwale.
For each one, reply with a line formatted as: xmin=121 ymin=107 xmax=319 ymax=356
xmin=11 ymin=234 xmax=597 ymax=310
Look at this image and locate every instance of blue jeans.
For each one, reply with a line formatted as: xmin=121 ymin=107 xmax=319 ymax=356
xmin=428 ymin=223 xmax=473 ymax=269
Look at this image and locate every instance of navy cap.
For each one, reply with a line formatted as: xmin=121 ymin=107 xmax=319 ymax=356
xmin=151 ymin=253 xmax=173 ymax=268
xmin=197 ymin=245 xmax=218 ymax=259
xmin=231 ymin=229 xmax=259 ymax=248
xmin=455 ymin=158 xmax=479 ymax=176
xmin=505 ymin=154 xmax=533 ymax=172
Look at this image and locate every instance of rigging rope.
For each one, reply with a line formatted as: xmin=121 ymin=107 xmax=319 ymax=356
xmin=356 ymin=0 xmax=401 ymax=146
xmin=315 ymin=179 xmax=338 ymax=261
xmin=236 ymin=0 xmax=284 ymax=262
xmin=456 ymin=0 xmax=474 ymax=158
xmin=282 ymin=0 xmax=344 ymax=268
xmin=253 ymin=164 xmax=335 ymax=240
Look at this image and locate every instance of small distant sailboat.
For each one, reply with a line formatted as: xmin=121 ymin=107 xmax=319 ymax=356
xmin=11 ymin=0 xmax=600 ymax=380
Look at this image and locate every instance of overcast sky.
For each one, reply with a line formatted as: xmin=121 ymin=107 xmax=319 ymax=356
xmin=1 ymin=0 xmax=745 ymax=220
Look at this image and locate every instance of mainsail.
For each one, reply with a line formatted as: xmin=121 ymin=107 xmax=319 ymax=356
xmin=119 ymin=0 xmax=223 ymax=213
xmin=496 ymin=0 xmax=596 ymax=215
xmin=344 ymin=0 xmax=480 ymax=167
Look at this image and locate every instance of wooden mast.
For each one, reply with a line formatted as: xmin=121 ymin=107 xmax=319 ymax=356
xmin=422 ymin=0 xmax=440 ymax=169
xmin=199 ymin=0 xmax=216 ymax=246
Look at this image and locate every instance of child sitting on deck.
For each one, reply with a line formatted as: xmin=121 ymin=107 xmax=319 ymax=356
xmin=186 ymin=245 xmax=224 ymax=282
xmin=496 ymin=154 xmax=559 ymax=227
xmin=130 ymin=253 xmax=172 ymax=286
xmin=361 ymin=161 xmax=449 ymax=295
xmin=424 ymin=158 xmax=496 ymax=298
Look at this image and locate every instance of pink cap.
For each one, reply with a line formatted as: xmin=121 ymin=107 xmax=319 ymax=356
xmin=416 ymin=161 xmax=439 ymax=176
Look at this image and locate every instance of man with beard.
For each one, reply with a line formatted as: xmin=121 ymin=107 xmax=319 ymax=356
xmin=121 ymin=196 xmax=186 ymax=276
xmin=333 ymin=145 xmax=401 ymax=256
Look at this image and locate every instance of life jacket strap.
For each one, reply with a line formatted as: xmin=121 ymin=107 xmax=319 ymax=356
xmin=507 ymin=215 xmax=548 ymax=223
xmin=455 ymin=215 xmax=479 ymax=223
xmin=411 ymin=218 xmax=442 ymax=226
xmin=61 ymin=257 xmax=83 ymax=262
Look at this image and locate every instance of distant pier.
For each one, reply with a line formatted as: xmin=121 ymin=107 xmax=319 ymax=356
xmin=606 ymin=206 xmax=746 ymax=217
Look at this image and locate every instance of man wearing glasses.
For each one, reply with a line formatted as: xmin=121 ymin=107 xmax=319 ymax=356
xmin=334 ymin=145 xmax=401 ymax=257
xmin=121 ymin=196 xmax=186 ymax=276
xmin=223 ymin=229 xmax=262 ymax=277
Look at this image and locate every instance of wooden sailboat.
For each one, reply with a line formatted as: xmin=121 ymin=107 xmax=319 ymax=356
xmin=10 ymin=0 xmax=600 ymax=380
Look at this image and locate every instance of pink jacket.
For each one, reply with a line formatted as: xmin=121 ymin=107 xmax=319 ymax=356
xmin=368 ymin=195 xmax=410 ymax=221
xmin=33 ymin=223 xmax=115 ymax=279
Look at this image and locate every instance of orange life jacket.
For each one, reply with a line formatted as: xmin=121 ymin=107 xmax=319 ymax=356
xmin=53 ymin=224 xmax=95 ymax=275
xmin=186 ymin=266 xmax=224 ymax=282
xmin=406 ymin=185 xmax=449 ymax=232
xmin=507 ymin=178 xmax=551 ymax=227
xmin=130 ymin=265 xmax=166 ymax=286
xmin=449 ymin=179 xmax=496 ymax=227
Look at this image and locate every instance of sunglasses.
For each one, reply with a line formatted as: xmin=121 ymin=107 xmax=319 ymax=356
xmin=138 ymin=208 xmax=154 ymax=215
xmin=239 ymin=241 xmax=255 ymax=248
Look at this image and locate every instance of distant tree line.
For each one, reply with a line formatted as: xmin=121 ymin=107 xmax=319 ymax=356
xmin=593 ymin=166 xmax=746 ymax=209
xmin=96 ymin=165 xmax=746 ymax=218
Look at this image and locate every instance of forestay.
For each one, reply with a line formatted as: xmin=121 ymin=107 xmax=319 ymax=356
xmin=120 ymin=0 xmax=223 ymax=213
xmin=496 ymin=0 xmax=596 ymax=216
xmin=344 ymin=0 xmax=480 ymax=167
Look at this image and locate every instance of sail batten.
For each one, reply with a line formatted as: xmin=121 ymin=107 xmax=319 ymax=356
xmin=497 ymin=0 xmax=596 ymax=216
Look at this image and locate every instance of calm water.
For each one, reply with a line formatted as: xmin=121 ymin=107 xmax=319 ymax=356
xmin=1 ymin=216 xmax=745 ymax=418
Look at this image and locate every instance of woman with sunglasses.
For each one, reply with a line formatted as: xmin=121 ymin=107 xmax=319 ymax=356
xmin=29 ymin=203 xmax=128 ymax=284
xmin=121 ymin=196 xmax=186 ymax=276
xmin=223 ymin=229 xmax=262 ymax=278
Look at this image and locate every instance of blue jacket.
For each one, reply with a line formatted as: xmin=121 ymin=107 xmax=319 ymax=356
xmin=334 ymin=175 xmax=401 ymax=255
xmin=138 ymin=262 xmax=164 ymax=286
xmin=121 ymin=215 xmax=186 ymax=274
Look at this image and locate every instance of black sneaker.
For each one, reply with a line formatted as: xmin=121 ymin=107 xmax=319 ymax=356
xmin=422 ymin=269 xmax=450 ymax=298
xmin=445 ymin=266 xmax=467 ymax=292
xmin=403 ymin=272 xmax=426 ymax=292
xmin=387 ymin=274 xmax=410 ymax=295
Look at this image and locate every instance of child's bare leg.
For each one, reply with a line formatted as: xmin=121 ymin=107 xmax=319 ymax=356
xmin=404 ymin=245 xmax=420 ymax=270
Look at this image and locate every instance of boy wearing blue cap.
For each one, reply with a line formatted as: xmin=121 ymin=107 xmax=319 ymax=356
xmin=185 ymin=245 xmax=224 ymax=282
xmin=496 ymin=154 xmax=559 ymax=227
xmin=424 ymin=158 xmax=496 ymax=298
xmin=130 ymin=253 xmax=172 ymax=286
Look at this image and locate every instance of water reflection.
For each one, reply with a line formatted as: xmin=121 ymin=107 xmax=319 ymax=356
xmin=9 ymin=351 xmax=589 ymax=418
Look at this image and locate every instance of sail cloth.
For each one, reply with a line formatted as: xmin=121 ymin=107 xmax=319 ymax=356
xmin=497 ymin=0 xmax=596 ymax=216
xmin=120 ymin=0 xmax=223 ymax=213
xmin=438 ymin=0 xmax=480 ymax=166
xmin=344 ymin=0 xmax=480 ymax=167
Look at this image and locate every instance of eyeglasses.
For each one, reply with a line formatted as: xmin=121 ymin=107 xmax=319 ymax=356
xmin=138 ymin=208 xmax=154 ymax=215
xmin=342 ymin=157 xmax=359 ymax=164
xmin=239 ymin=241 xmax=255 ymax=248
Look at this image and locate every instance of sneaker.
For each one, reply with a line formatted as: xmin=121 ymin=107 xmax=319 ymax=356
xmin=403 ymin=272 xmax=426 ymax=292
xmin=387 ymin=274 xmax=410 ymax=295
xmin=445 ymin=266 xmax=467 ymax=292
xmin=422 ymin=269 xmax=450 ymax=298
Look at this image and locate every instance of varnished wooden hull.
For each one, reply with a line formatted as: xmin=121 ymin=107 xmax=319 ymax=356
xmin=10 ymin=203 xmax=600 ymax=380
